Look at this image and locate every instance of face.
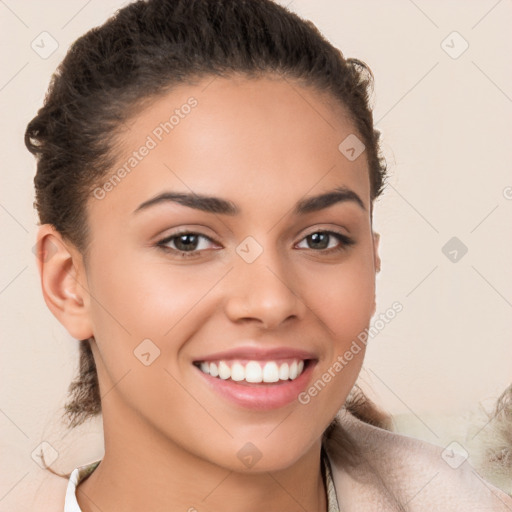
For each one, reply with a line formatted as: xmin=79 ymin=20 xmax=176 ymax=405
xmin=62 ymin=74 xmax=379 ymax=472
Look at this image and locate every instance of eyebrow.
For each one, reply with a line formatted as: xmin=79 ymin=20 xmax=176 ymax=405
xmin=133 ymin=186 xmax=366 ymax=216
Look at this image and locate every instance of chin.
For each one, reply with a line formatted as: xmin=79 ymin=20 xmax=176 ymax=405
xmin=205 ymin=435 xmax=321 ymax=474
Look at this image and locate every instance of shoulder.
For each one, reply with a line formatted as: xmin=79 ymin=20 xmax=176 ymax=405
xmin=327 ymin=410 xmax=512 ymax=511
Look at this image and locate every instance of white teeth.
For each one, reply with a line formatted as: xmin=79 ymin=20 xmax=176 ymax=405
xmin=209 ymin=362 xmax=219 ymax=377
xmin=278 ymin=362 xmax=289 ymax=380
xmin=289 ymin=360 xmax=298 ymax=380
xmin=262 ymin=361 xmax=279 ymax=383
xmin=197 ymin=359 xmax=307 ymax=383
xmin=218 ymin=361 xmax=230 ymax=380
xmin=231 ymin=362 xmax=245 ymax=381
xmin=245 ymin=361 xmax=263 ymax=383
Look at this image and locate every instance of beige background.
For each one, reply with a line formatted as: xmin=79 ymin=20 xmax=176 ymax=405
xmin=1 ymin=0 xmax=511 ymax=508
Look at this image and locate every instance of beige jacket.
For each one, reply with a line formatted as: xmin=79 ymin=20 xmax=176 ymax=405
xmin=330 ymin=409 xmax=512 ymax=511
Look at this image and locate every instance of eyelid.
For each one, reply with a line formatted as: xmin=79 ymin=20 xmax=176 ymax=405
xmin=153 ymin=223 xmax=218 ymax=242
xmin=157 ymin=230 xmax=218 ymax=247
xmin=298 ymin=223 xmax=354 ymax=244
xmin=296 ymin=229 xmax=354 ymax=249
xmin=300 ymin=224 xmax=351 ymax=237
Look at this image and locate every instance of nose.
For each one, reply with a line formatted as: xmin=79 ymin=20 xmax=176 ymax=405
xmin=223 ymin=248 xmax=306 ymax=329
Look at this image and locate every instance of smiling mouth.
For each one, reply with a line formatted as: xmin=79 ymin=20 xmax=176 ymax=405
xmin=193 ymin=358 xmax=310 ymax=384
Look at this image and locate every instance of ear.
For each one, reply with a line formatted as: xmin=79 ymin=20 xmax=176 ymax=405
xmin=371 ymin=231 xmax=381 ymax=317
xmin=35 ymin=224 xmax=93 ymax=340
xmin=372 ymin=231 xmax=381 ymax=274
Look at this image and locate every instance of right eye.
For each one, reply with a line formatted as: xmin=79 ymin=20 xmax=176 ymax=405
xmin=156 ymin=231 xmax=220 ymax=259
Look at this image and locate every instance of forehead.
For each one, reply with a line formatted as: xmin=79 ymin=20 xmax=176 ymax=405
xmin=89 ymin=74 xmax=370 ymax=219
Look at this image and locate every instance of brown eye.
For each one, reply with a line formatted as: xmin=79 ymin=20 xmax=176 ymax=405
xmin=172 ymin=233 xmax=200 ymax=251
xmin=157 ymin=231 xmax=218 ymax=258
xmin=297 ymin=231 xmax=355 ymax=253
xmin=306 ymin=232 xmax=330 ymax=250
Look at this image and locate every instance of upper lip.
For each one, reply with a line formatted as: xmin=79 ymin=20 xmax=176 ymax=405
xmin=193 ymin=346 xmax=318 ymax=363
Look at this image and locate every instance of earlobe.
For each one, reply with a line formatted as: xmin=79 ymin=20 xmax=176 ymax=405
xmin=35 ymin=225 xmax=93 ymax=340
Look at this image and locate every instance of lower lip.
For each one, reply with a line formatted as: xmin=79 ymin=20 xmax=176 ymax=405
xmin=194 ymin=361 xmax=317 ymax=410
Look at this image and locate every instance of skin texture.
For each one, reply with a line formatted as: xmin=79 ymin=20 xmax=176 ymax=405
xmin=37 ymin=74 xmax=381 ymax=512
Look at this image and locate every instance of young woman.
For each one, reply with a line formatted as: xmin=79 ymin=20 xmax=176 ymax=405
xmin=25 ymin=0 xmax=512 ymax=510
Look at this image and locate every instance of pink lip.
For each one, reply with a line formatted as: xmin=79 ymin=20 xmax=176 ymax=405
xmin=194 ymin=359 xmax=318 ymax=411
xmin=193 ymin=346 xmax=317 ymax=363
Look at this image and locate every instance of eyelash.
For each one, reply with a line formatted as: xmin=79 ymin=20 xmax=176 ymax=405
xmin=156 ymin=229 xmax=355 ymax=259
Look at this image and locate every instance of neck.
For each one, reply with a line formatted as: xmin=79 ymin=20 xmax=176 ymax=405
xmin=76 ymin=398 xmax=328 ymax=512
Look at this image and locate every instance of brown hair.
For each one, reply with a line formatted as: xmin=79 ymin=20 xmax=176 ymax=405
xmin=26 ymin=0 xmax=390 ymax=479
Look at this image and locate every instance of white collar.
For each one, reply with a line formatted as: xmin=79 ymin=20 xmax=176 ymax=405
xmin=64 ymin=461 xmax=100 ymax=512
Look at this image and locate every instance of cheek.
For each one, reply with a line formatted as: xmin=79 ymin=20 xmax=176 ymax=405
xmin=295 ymin=256 xmax=374 ymax=418
xmin=304 ymin=248 xmax=376 ymax=341
xmin=84 ymin=253 xmax=206 ymax=419
xmin=87 ymin=250 xmax=207 ymax=337
xmin=84 ymin=250 xmax=225 ymax=402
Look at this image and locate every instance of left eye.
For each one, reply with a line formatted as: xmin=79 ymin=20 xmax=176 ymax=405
xmin=296 ymin=231 xmax=353 ymax=251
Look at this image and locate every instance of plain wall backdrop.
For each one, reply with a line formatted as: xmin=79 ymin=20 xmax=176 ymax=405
xmin=1 ymin=0 xmax=511 ymax=508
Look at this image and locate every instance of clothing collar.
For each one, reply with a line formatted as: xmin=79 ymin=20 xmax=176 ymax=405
xmin=64 ymin=460 xmax=100 ymax=512
xmin=322 ymin=445 xmax=341 ymax=512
